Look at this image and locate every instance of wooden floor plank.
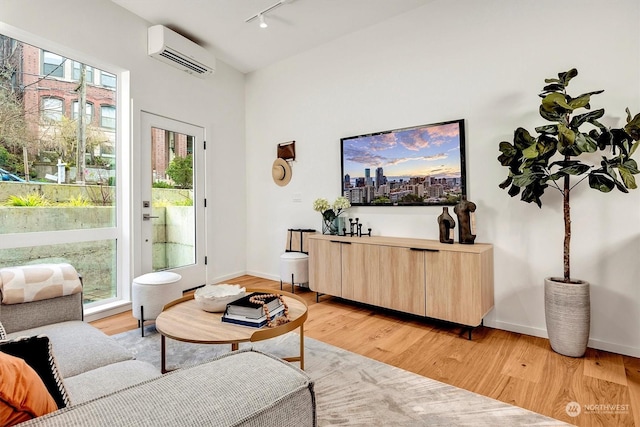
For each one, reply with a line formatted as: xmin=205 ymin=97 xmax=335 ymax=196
xmin=92 ymin=275 xmax=639 ymax=427
xmin=583 ymin=348 xmax=628 ymax=386
xmin=500 ymin=334 xmax=550 ymax=384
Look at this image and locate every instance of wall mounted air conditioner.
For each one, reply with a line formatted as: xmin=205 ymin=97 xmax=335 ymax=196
xmin=147 ymin=25 xmax=215 ymax=78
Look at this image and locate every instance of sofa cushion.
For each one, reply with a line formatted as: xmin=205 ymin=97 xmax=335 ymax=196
xmin=0 ymin=264 xmax=82 ymax=305
xmin=17 ymin=349 xmax=316 ymax=427
xmin=6 ymin=321 xmax=134 ymax=378
xmin=63 ymin=360 xmax=161 ymax=404
xmin=0 ymin=320 xmax=5 ymax=339
xmin=0 ymin=336 xmax=69 ymax=409
xmin=0 ymin=351 xmax=58 ymax=426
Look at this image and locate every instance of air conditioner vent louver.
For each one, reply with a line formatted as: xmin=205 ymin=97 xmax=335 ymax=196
xmin=159 ymin=48 xmax=208 ymax=74
xmin=148 ymin=25 xmax=215 ymax=79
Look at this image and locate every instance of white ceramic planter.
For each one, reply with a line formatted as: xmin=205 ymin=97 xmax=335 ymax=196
xmin=544 ymin=277 xmax=590 ymax=357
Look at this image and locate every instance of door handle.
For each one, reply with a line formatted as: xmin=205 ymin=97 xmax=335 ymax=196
xmin=143 ymin=213 xmax=159 ymax=221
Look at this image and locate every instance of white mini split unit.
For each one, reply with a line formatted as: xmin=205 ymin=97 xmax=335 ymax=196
xmin=147 ymin=25 xmax=216 ymax=79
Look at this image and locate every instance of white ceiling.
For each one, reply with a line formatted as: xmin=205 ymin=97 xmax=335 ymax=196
xmin=110 ymin=0 xmax=431 ymax=73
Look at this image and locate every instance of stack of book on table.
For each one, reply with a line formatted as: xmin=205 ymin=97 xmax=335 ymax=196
xmin=221 ymin=292 xmax=284 ymax=328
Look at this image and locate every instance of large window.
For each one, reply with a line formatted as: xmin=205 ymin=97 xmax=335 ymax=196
xmin=42 ymin=51 xmax=64 ymax=77
xmin=101 ymin=105 xmax=116 ymax=129
xmin=73 ymin=61 xmax=94 ymax=83
xmin=72 ymin=101 xmax=94 ymax=122
xmin=0 ymin=33 xmax=121 ymax=310
xmin=100 ymin=71 xmax=116 ymax=88
xmin=41 ymin=97 xmax=63 ymax=121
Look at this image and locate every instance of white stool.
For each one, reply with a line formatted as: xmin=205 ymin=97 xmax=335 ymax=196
xmin=132 ymin=271 xmax=182 ymax=337
xmin=279 ymin=252 xmax=309 ymax=293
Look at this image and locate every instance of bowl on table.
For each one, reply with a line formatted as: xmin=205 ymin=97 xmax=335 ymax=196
xmin=194 ymin=284 xmax=246 ymax=312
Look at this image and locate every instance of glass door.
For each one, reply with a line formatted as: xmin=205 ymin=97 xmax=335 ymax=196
xmin=139 ymin=112 xmax=206 ymax=290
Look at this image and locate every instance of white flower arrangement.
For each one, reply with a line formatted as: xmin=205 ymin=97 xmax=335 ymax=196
xmin=313 ymin=197 xmax=351 ymax=234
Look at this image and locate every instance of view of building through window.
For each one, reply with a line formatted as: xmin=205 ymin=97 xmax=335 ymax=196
xmin=0 ymin=34 xmax=119 ymax=305
xmin=0 ymin=33 xmax=197 ymax=307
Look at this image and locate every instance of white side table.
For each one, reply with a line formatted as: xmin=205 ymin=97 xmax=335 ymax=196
xmin=132 ymin=271 xmax=182 ymax=337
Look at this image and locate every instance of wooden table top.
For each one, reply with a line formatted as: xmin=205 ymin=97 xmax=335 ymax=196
xmin=155 ymin=288 xmax=308 ymax=346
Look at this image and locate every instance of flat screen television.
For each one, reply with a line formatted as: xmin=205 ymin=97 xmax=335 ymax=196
xmin=341 ymin=118 xmax=466 ymax=206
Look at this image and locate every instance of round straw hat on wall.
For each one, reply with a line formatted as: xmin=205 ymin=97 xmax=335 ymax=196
xmin=272 ymin=158 xmax=292 ymax=186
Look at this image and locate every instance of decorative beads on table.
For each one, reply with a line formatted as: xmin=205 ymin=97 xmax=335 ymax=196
xmin=248 ymin=293 xmax=291 ymax=327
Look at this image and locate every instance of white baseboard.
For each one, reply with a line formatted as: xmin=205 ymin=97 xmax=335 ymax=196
xmin=209 ymin=271 xmax=251 ymax=284
xmin=489 ymin=320 xmax=640 ymax=358
xmin=244 ymin=270 xmax=280 ymax=282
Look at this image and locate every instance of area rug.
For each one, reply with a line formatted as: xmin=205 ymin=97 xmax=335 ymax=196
xmin=113 ymin=327 xmax=570 ymax=426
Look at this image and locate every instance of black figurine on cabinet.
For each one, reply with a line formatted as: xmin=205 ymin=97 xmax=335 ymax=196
xmin=454 ymin=196 xmax=476 ymax=244
xmin=437 ymin=207 xmax=455 ymax=244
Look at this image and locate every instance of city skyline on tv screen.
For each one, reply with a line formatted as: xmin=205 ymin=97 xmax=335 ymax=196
xmin=341 ymin=119 xmax=465 ymax=206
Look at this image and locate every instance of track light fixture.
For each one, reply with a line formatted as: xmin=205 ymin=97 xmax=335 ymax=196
xmin=245 ymin=0 xmax=294 ymax=28
xmin=259 ymin=14 xmax=268 ymax=29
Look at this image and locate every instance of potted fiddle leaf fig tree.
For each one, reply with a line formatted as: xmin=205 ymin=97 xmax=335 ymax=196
xmin=497 ymin=68 xmax=640 ymax=357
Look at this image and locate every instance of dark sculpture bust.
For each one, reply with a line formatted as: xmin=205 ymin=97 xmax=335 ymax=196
xmin=454 ymin=196 xmax=476 ymax=244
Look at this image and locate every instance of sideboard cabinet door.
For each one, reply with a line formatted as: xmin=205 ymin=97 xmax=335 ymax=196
xmin=379 ymin=246 xmax=425 ymax=316
xmin=309 ymin=238 xmax=342 ymax=296
xmin=425 ymin=250 xmax=493 ymax=326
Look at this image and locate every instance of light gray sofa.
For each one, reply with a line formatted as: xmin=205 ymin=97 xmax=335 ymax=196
xmin=1 ymin=272 xmax=316 ymax=426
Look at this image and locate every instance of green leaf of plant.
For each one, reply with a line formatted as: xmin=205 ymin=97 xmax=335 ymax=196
xmin=575 ymin=133 xmax=598 ymax=153
xmin=559 ymin=68 xmax=578 ymax=86
xmin=611 ymin=128 xmax=632 ymax=155
xmin=624 ymin=110 xmax=640 ymax=141
xmin=557 ymin=124 xmax=576 ymax=152
xmin=567 ymin=91 xmax=604 ymax=110
xmin=535 ymin=124 xmax=558 ymax=135
xmin=513 ymin=128 xmax=535 ymax=151
xmin=600 ymin=159 xmax=628 ymax=192
xmin=539 ymin=105 xmax=566 ymax=122
xmin=522 ymin=142 xmax=539 ymax=159
xmin=570 ymin=109 xmax=605 ymax=129
xmin=588 ymin=173 xmax=615 ymax=192
xmin=541 ymin=93 xmax=573 ymax=112
xmin=549 ymin=160 xmax=580 ymax=168
xmin=541 ymin=83 xmax=565 ymax=93
xmin=537 ymin=134 xmax=558 ymax=160
xmin=618 ymin=165 xmax=638 ymax=189
xmin=596 ymin=129 xmax=613 ymax=150
xmin=623 ymin=158 xmax=639 ymax=173
xmin=507 ymin=184 xmax=521 ymax=197
xmin=559 ymin=163 xmax=591 ymax=175
xmin=521 ymin=182 xmax=547 ymax=208
xmin=498 ymin=141 xmax=520 ymax=167
xmin=498 ymin=176 xmax=513 ymax=189
xmin=512 ymin=170 xmax=539 ymax=188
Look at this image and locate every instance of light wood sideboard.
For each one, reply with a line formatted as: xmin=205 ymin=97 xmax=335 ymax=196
xmin=308 ymin=234 xmax=494 ymax=328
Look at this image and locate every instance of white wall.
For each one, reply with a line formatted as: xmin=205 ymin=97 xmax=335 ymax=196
xmin=0 ymin=0 xmax=247 ymax=289
xmin=246 ymin=0 xmax=640 ymax=356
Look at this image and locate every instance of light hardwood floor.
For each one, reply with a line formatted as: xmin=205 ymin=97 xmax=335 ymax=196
xmin=91 ymin=275 xmax=640 ymax=427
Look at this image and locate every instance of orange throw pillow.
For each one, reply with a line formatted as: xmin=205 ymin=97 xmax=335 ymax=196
xmin=0 ymin=351 xmax=58 ymax=426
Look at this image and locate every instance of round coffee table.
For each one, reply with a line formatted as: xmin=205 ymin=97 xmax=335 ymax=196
xmin=155 ymin=288 xmax=308 ymax=373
